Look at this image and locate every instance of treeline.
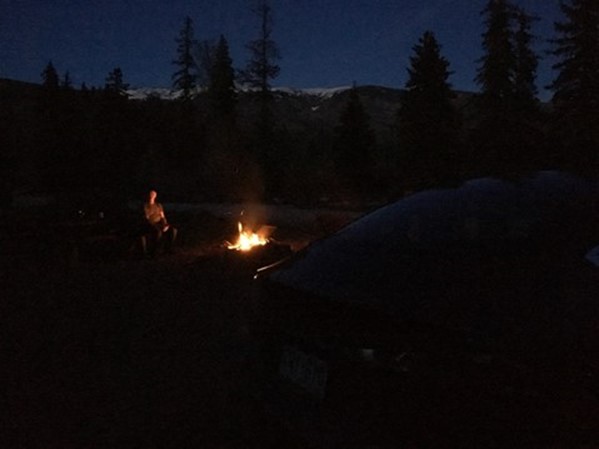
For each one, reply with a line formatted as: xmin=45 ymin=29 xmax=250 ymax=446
xmin=1 ymin=0 xmax=598 ymax=208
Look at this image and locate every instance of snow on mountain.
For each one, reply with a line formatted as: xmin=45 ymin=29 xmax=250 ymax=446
xmin=125 ymin=87 xmax=184 ymax=101
xmin=272 ymin=85 xmax=352 ymax=98
xmin=125 ymin=85 xmax=351 ymax=101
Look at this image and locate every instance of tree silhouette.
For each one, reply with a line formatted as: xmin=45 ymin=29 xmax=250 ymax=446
xmin=397 ymin=31 xmax=461 ymax=189
xmin=105 ymin=67 xmax=130 ymax=97
xmin=242 ymin=0 xmax=282 ymax=196
xmin=201 ymin=34 xmax=246 ymax=200
xmin=208 ymin=35 xmax=237 ymax=124
xmin=473 ymin=0 xmax=541 ymax=177
xmin=549 ymin=0 xmax=599 ymax=171
xmin=170 ymin=16 xmax=202 ymax=178
xmin=62 ymin=71 xmax=73 ymax=90
xmin=241 ymin=0 xmax=281 ymax=94
xmin=172 ymin=16 xmax=197 ymax=101
xmin=476 ymin=0 xmax=516 ymax=114
xmin=334 ymin=86 xmax=376 ymax=197
xmin=476 ymin=0 xmax=540 ymax=113
xmin=512 ymin=8 xmax=539 ymax=112
xmin=41 ymin=61 xmax=60 ymax=90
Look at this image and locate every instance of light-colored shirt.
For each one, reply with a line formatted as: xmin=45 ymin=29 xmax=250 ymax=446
xmin=144 ymin=202 xmax=165 ymax=225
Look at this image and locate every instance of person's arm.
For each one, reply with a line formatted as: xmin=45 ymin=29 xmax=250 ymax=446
xmin=159 ymin=204 xmax=170 ymax=230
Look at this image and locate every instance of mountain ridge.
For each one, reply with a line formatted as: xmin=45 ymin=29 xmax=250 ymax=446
xmin=0 ymin=77 xmax=478 ymax=145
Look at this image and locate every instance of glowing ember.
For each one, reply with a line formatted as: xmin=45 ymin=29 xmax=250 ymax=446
xmin=227 ymin=222 xmax=269 ymax=252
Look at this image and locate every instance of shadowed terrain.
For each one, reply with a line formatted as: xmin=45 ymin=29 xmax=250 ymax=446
xmin=0 ymin=210 xmax=320 ymax=449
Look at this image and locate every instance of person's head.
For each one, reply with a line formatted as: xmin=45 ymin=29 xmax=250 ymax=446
xmin=147 ymin=190 xmax=157 ymax=203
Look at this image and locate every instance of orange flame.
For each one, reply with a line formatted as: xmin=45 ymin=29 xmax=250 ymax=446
xmin=227 ymin=222 xmax=269 ymax=252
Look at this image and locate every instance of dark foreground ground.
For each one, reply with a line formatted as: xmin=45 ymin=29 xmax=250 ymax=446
xmin=0 ymin=209 xmax=325 ymax=449
xmin=3 ymin=206 xmax=599 ymax=449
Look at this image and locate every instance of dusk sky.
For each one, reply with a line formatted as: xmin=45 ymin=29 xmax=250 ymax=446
xmin=2 ymin=0 xmax=561 ymax=99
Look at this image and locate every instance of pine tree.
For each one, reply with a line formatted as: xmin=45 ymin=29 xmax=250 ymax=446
xmin=62 ymin=71 xmax=73 ymax=90
xmin=202 ymin=34 xmax=242 ymax=200
xmin=41 ymin=61 xmax=59 ymax=89
xmin=549 ymin=0 xmax=599 ymax=170
xmin=513 ymin=8 xmax=539 ymax=112
xmin=172 ymin=16 xmax=197 ymax=101
xmin=171 ymin=18 xmax=201 ymax=175
xmin=334 ymin=86 xmax=376 ymax=197
xmin=397 ymin=31 xmax=460 ymax=188
xmin=208 ymin=35 xmax=237 ymax=124
xmin=105 ymin=67 xmax=129 ymax=96
xmin=242 ymin=0 xmax=281 ymax=135
xmin=475 ymin=0 xmax=516 ymax=114
xmin=473 ymin=0 xmax=541 ymax=177
xmin=242 ymin=0 xmax=282 ymax=195
xmin=242 ymin=0 xmax=281 ymax=95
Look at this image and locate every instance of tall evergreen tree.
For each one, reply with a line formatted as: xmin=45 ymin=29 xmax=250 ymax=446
xmin=105 ymin=67 xmax=129 ymax=96
xmin=242 ymin=0 xmax=282 ymax=195
xmin=170 ymin=17 xmax=201 ymax=176
xmin=473 ymin=0 xmax=541 ymax=177
xmin=242 ymin=0 xmax=281 ymax=132
xmin=242 ymin=0 xmax=281 ymax=95
xmin=549 ymin=0 xmax=599 ymax=170
xmin=172 ymin=16 xmax=197 ymax=101
xmin=397 ymin=31 xmax=461 ymax=189
xmin=62 ymin=71 xmax=73 ymax=90
xmin=513 ymin=8 xmax=539 ymax=112
xmin=334 ymin=86 xmax=376 ymax=197
xmin=476 ymin=0 xmax=516 ymax=114
xmin=202 ymin=34 xmax=243 ymax=200
xmin=208 ymin=35 xmax=237 ymax=124
xmin=41 ymin=61 xmax=60 ymax=89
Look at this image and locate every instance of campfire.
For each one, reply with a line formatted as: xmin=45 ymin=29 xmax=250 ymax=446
xmin=226 ymin=222 xmax=269 ymax=252
xmin=216 ymin=219 xmax=292 ymax=271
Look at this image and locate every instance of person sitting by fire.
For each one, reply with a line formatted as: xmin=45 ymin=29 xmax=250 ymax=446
xmin=142 ymin=189 xmax=177 ymax=256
